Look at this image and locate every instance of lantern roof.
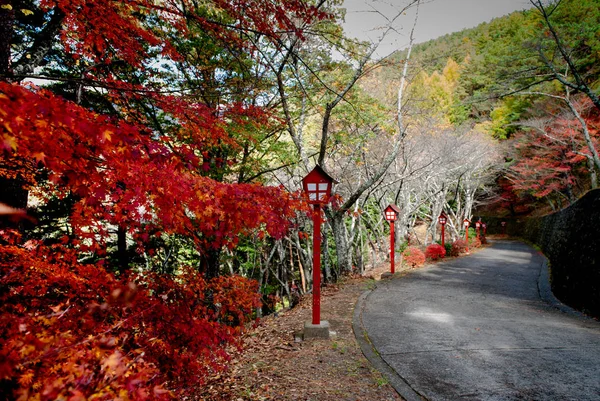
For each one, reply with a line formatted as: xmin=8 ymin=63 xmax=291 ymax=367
xmin=384 ymin=204 xmax=401 ymax=214
xmin=302 ymin=165 xmax=338 ymax=186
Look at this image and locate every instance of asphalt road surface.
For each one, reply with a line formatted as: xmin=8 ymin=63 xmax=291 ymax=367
xmin=356 ymin=240 xmax=600 ymax=401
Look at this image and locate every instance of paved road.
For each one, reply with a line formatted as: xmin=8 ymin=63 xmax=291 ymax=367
xmin=355 ymin=240 xmax=600 ymax=401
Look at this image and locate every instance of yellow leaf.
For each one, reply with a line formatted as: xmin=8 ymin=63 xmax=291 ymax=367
xmin=102 ymin=350 xmax=122 ymax=371
xmin=103 ymin=130 xmax=113 ymax=141
xmin=33 ymin=152 xmax=46 ymax=164
xmin=2 ymin=134 xmax=17 ymax=150
xmin=18 ymin=371 xmax=34 ymax=387
xmin=21 ymin=9 xmax=34 ymax=16
xmin=1 ymin=4 xmax=13 ymax=10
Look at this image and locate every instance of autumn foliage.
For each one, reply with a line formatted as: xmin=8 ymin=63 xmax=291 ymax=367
xmin=450 ymin=239 xmax=468 ymax=257
xmin=425 ymin=243 xmax=446 ymax=261
xmin=0 ymin=229 xmax=260 ymax=400
xmin=401 ymin=246 xmax=426 ymax=268
xmin=0 ymin=0 xmax=356 ymax=398
xmin=0 ymin=1 xmax=335 ymax=398
xmin=507 ymin=98 xmax=600 ymax=208
xmin=0 ymin=82 xmax=301 ymax=253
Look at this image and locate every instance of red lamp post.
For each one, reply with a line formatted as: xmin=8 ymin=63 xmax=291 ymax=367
xmin=384 ymin=204 xmax=401 ymax=274
xmin=463 ymin=218 xmax=471 ymax=253
xmin=302 ymin=165 xmax=336 ymax=326
xmin=475 ymin=220 xmax=481 ymax=239
xmin=501 ymin=221 xmax=507 ymax=235
xmin=482 ymin=222 xmax=487 ymax=236
xmin=438 ymin=211 xmax=448 ymax=249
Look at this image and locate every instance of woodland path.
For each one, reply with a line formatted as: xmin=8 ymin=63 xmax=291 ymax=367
xmin=356 ymin=240 xmax=600 ymax=401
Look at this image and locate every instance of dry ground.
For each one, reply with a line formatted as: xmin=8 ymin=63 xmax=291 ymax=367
xmin=198 ymin=262 xmax=404 ymax=401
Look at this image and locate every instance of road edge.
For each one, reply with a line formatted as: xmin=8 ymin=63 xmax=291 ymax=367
xmin=352 ymin=287 xmax=425 ymax=401
xmin=537 ymin=255 xmax=592 ymax=320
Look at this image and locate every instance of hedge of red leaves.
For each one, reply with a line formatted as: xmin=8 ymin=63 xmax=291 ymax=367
xmin=0 ymin=230 xmax=260 ymax=400
xmin=425 ymin=244 xmax=446 ymax=261
xmin=450 ymin=239 xmax=468 ymax=256
xmin=402 ymin=246 xmax=426 ymax=268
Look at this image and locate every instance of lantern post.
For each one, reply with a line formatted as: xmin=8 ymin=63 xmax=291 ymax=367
xmin=501 ymin=221 xmax=507 ymax=235
xmin=464 ymin=219 xmax=471 ymax=253
xmin=438 ymin=211 xmax=448 ymax=249
xmin=475 ymin=220 xmax=481 ymax=239
xmin=302 ymin=165 xmax=336 ymax=337
xmin=384 ymin=204 xmax=401 ymax=274
xmin=482 ymin=222 xmax=487 ymax=236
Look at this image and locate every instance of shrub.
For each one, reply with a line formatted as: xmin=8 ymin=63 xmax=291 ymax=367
xmin=0 ymin=233 xmax=260 ymax=400
xmin=450 ymin=239 xmax=468 ymax=256
xmin=444 ymin=242 xmax=452 ymax=256
xmin=425 ymin=243 xmax=446 ymax=261
xmin=402 ymin=246 xmax=426 ymax=268
xmin=469 ymin=236 xmax=482 ymax=248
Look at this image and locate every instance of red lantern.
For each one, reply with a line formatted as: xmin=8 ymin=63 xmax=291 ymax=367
xmin=384 ymin=204 xmax=401 ymax=274
xmin=438 ymin=211 xmax=447 ymax=225
xmin=438 ymin=211 xmax=448 ymax=248
xmin=302 ymin=165 xmax=335 ymax=205
xmin=301 ymin=165 xmax=337 ymax=327
xmin=464 ymin=219 xmax=471 ymax=253
xmin=384 ymin=204 xmax=400 ymax=222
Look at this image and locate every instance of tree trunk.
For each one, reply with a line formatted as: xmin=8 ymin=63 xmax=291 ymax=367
xmin=290 ymin=231 xmax=312 ymax=292
xmin=117 ymin=225 xmax=128 ymax=272
xmin=588 ymin=157 xmax=598 ymax=189
xmin=201 ymin=247 xmax=221 ymax=279
xmin=329 ymin=212 xmax=352 ymax=274
xmin=321 ymin=229 xmax=331 ymax=283
xmin=0 ymin=0 xmax=14 ymax=79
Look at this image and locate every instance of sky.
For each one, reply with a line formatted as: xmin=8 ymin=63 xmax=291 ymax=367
xmin=341 ymin=0 xmax=533 ymax=57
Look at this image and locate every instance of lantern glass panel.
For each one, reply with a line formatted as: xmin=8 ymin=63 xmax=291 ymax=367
xmin=319 ymin=183 xmax=329 ymax=200
xmin=305 ymin=182 xmax=330 ymax=202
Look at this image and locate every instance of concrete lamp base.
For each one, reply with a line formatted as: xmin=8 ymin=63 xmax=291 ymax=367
xmin=303 ymin=320 xmax=330 ymax=340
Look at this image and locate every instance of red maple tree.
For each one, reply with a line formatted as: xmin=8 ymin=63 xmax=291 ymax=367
xmin=0 ymin=230 xmax=262 ymax=399
xmin=1 ymin=0 xmax=328 ymax=272
xmin=1 ymin=0 xmax=330 ymax=399
xmin=507 ymin=98 xmax=600 ymax=209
